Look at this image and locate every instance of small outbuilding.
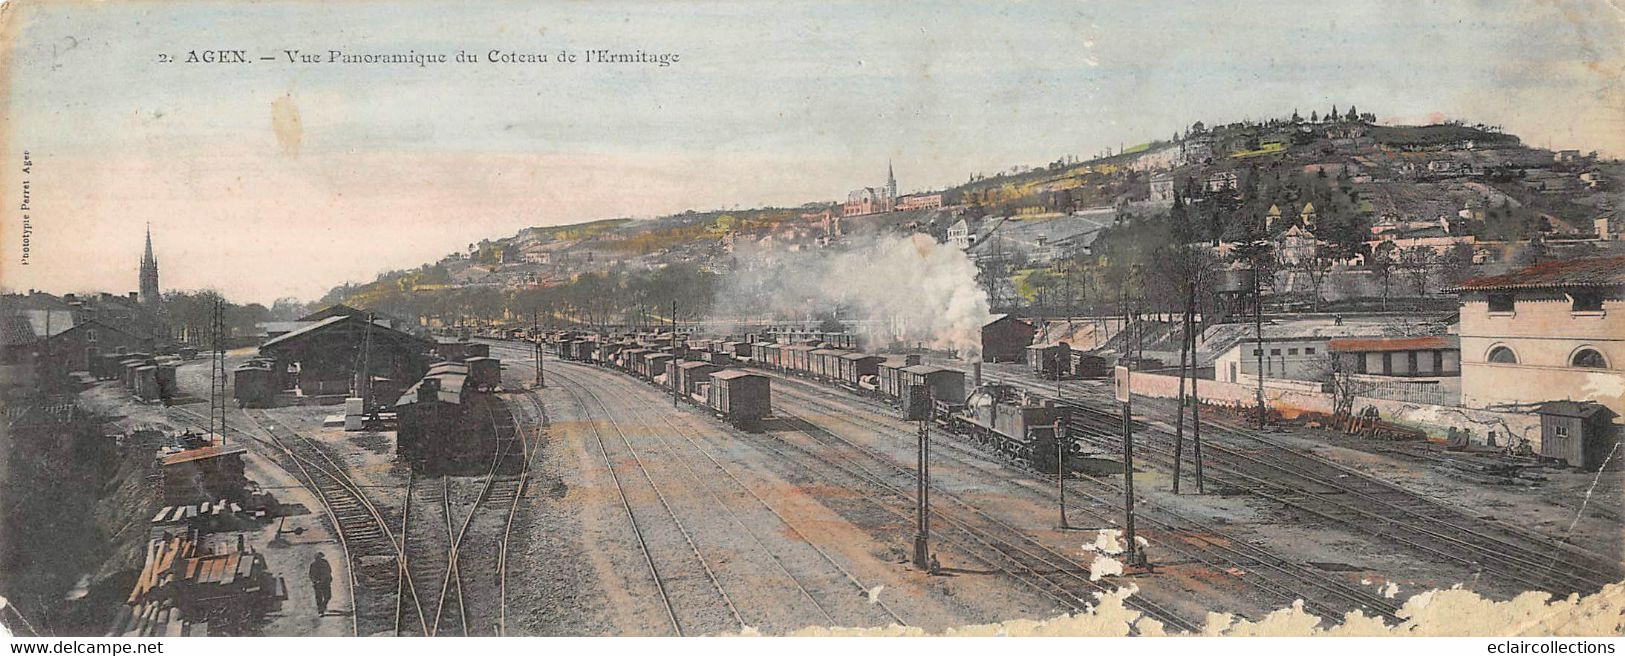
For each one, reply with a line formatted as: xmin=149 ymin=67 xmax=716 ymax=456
xmin=1536 ymin=401 xmax=1619 ymax=470
xmin=981 ymin=315 xmax=1036 ymax=363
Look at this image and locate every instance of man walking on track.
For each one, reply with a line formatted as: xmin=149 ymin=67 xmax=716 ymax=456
xmin=309 ymin=552 xmax=333 ymax=616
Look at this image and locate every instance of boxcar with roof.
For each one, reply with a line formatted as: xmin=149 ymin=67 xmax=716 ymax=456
xmin=754 ymin=342 xmax=773 ymax=368
xmin=394 ymin=365 xmax=478 ymax=471
xmin=617 ymin=347 xmax=648 ymax=373
xmin=673 ymin=360 xmax=722 ymax=402
xmin=233 ymin=364 xmax=276 ymax=407
xmin=645 ymin=353 xmax=676 ymax=383
xmin=838 ymin=352 xmax=885 ymax=387
xmin=708 ymin=369 xmax=771 ymax=429
xmin=597 ymin=341 xmax=625 ymax=366
xmin=899 ymin=364 xmax=967 ymax=405
xmin=875 ymin=354 xmax=923 ymax=399
xmin=809 ymin=348 xmax=843 ymax=380
xmin=465 ymin=356 xmax=502 ymax=391
xmin=785 ymin=344 xmax=817 ymax=375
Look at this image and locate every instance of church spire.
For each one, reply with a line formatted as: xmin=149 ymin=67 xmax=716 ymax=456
xmin=885 ymin=159 xmax=897 ymax=200
xmin=140 ymin=223 xmax=160 ymax=307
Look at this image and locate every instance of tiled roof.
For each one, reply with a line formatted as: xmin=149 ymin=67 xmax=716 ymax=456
xmin=1457 ymin=255 xmax=1625 ymax=291
xmin=1327 ymin=335 xmax=1457 ymax=352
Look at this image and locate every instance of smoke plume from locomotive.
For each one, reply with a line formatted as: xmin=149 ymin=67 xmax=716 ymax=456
xmin=709 ymin=233 xmax=992 ymax=357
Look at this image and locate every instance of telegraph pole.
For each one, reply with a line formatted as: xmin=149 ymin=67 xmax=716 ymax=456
xmin=1054 ymin=419 xmax=1069 ymax=529
xmin=672 ymin=300 xmax=680 ymax=408
xmin=533 ymin=309 xmax=544 ymax=388
xmin=1192 ymin=268 xmax=1206 ymax=493
xmin=1055 ymin=367 xmax=1069 ymax=529
xmin=1120 ymin=290 xmax=1141 ymax=567
xmin=209 ymin=299 xmax=227 ymax=444
xmin=913 ymin=391 xmax=933 ymax=570
xmin=1173 ymin=287 xmax=1188 ymax=494
xmin=1254 ymin=264 xmax=1266 ymax=429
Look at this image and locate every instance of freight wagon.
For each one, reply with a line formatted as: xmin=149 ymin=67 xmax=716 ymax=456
xmin=708 ymin=369 xmax=770 ymax=429
xmin=465 ymin=356 xmax=502 ymax=391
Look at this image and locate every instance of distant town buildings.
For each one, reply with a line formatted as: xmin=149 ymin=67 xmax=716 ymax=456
xmin=843 ymin=162 xmax=899 ymax=217
xmin=896 ymin=193 xmax=944 ymax=211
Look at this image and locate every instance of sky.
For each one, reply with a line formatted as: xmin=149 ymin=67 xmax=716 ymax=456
xmin=2 ymin=0 xmax=1622 ymax=305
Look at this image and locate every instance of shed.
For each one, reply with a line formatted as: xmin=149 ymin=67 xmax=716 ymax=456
xmin=982 ymin=315 xmax=1036 ymax=363
xmin=1026 ymin=342 xmax=1072 ymax=379
xmin=259 ymin=314 xmax=434 ymax=398
xmin=1536 ymin=401 xmax=1619 ymax=470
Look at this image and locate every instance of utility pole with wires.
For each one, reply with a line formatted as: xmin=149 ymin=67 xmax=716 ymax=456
xmin=1254 ymin=264 xmax=1267 ymax=429
xmin=209 ymin=298 xmax=228 ymax=444
xmin=672 ymin=300 xmax=680 ymax=408
xmin=1117 ymin=287 xmax=1142 ymax=567
xmin=358 ymin=313 xmax=374 ymax=412
xmin=911 ymin=388 xmax=933 ymax=571
xmin=1192 ymin=264 xmax=1206 ymax=493
xmin=1054 ymin=418 xmax=1069 ymax=529
xmin=1054 ymin=366 xmax=1069 ymax=529
xmin=533 ymin=309 xmax=544 ymax=388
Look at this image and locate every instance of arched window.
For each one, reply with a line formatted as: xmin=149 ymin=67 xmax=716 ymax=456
xmin=1487 ymin=346 xmax=1518 ymax=364
xmin=1572 ymin=348 xmax=1609 ymax=369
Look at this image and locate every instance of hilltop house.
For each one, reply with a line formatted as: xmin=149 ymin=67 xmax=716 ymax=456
xmin=1148 ymin=173 xmax=1176 ymax=205
xmin=947 ymin=218 xmax=973 ymax=250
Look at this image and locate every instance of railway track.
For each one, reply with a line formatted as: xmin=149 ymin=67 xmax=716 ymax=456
xmin=763 ymin=373 xmax=1409 ymax=623
xmin=549 ymin=364 xmax=743 ymax=635
xmin=492 ymin=388 xmax=547 ymax=635
xmin=397 ymin=472 xmax=464 ymax=636
xmin=164 ymin=405 xmax=428 ymax=636
xmin=583 ymin=358 xmax=1211 ymax=633
xmin=487 ymin=338 xmax=1220 ymax=632
xmin=1033 ymin=382 xmax=1623 ymax=598
xmin=550 ymin=363 xmax=911 ymax=631
xmin=757 ymin=403 xmax=1201 ymax=633
xmin=399 ymin=392 xmax=538 ymax=636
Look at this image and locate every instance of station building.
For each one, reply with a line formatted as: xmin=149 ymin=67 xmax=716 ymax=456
xmin=1456 ymin=255 xmax=1625 ymax=417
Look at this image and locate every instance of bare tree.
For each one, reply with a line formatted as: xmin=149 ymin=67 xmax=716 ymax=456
xmin=1398 ymin=247 xmax=1436 ymax=296
xmin=1368 ymin=246 xmax=1396 ymax=309
xmin=1312 ymin=353 xmax=1371 ymax=430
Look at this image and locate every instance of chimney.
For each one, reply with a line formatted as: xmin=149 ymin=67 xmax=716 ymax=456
xmin=904 ymin=354 xmax=922 ymax=366
xmin=417 ymin=377 xmax=441 ymax=404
